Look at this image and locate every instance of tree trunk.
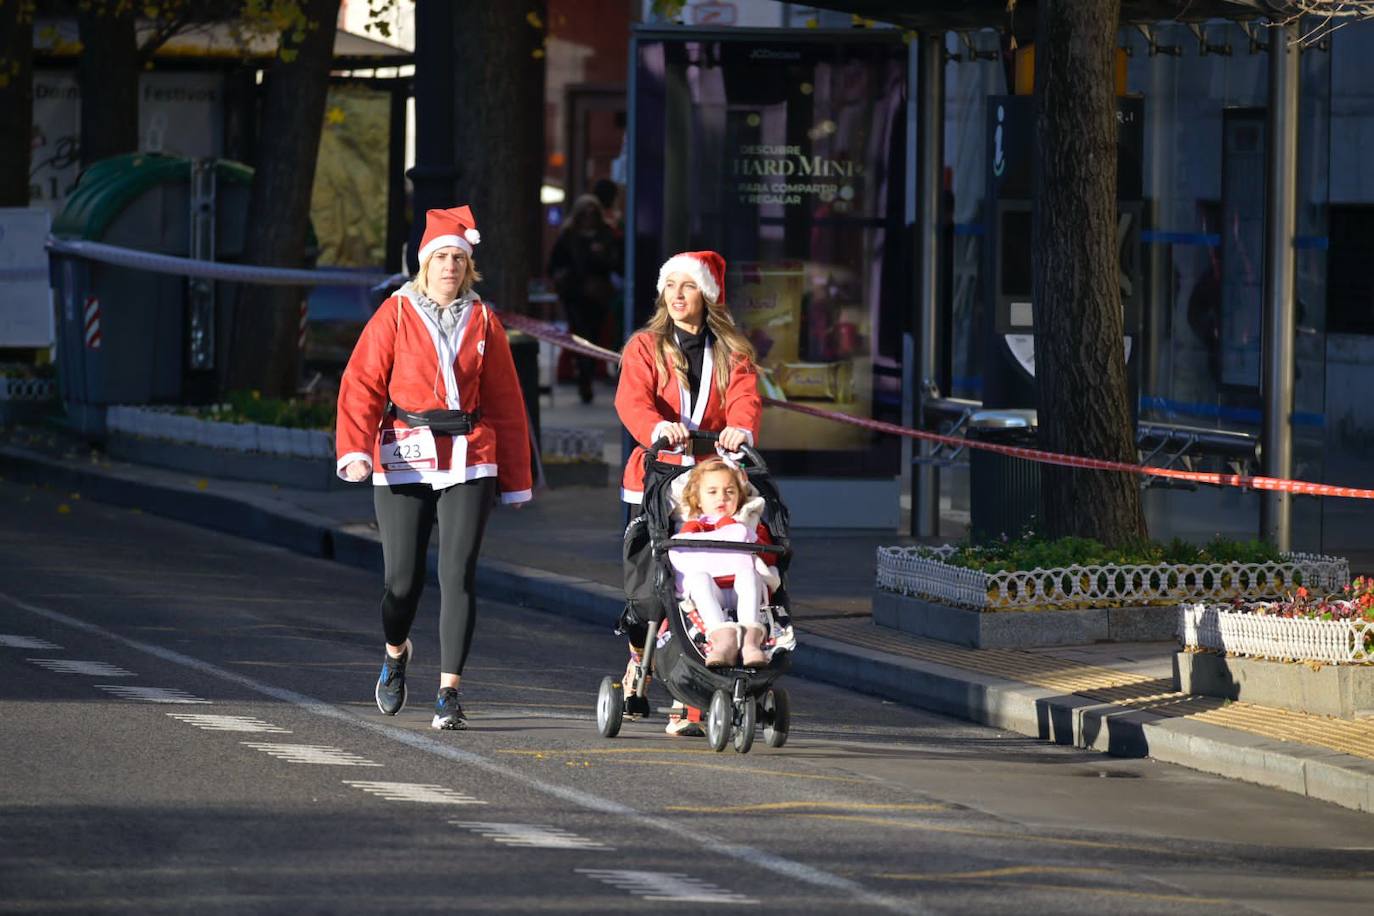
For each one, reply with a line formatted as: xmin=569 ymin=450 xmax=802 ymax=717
xmin=0 ymin=0 xmax=34 ymax=206
xmin=450 ymin=1 xmax=547 ymax=316
xmin=225 ymin=0 xmax=341 ymax=397
xmin=77 ymin=6 xmax=140 ymax=168
xmin=1032 ymin=0 xmax=1147 ymax=547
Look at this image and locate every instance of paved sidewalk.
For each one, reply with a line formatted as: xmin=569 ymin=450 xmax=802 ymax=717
xmin=4 ymin=390 xmax=1374 ymax=816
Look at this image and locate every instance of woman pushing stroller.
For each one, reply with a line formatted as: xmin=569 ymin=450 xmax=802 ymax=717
xmin=615 ymin=249 xmax=762 ymax=736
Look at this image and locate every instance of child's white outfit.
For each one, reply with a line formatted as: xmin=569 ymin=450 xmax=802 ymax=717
xmin=669 ymin=494 xmax=780 ymax=667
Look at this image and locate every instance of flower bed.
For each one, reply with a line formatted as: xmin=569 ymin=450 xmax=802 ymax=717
xmin=1179 ymin=579 xmax=1374 ymax=665
xmin=107 ymin=405 xmax=334 ymax=460
xmin=1175 ymin=581 xmax=1374 ymax=718
xmin=873 ymin=542 xmax=1350 ymax=650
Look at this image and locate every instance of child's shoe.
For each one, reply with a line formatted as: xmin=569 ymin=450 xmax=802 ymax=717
xmin=623 ymin=647 xmax=651 ymax=696
xmin=704 ymin=626 xmax=739 ymax=668
xmin=741 ymin=625 xmax=768 ymax=668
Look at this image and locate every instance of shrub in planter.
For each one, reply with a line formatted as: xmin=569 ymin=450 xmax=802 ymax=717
xmin=874 ymin=534 xmax=1349 ymax=649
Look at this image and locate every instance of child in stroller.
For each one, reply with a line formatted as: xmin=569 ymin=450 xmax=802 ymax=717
xmin=672 ymin=458 xmax=780 ymax=668
xmin=596 ymin=431 xmax=795 ymax=753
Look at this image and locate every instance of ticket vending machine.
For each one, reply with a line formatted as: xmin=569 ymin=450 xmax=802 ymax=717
xmin=981 ymin=94 xmax=1145 ymax=411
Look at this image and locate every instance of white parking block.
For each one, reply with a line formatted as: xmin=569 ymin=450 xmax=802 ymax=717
xmin=166 ymin=713 xmax=291 ymax=733
xmin=240 ymin=743 xmax=381 ymax=767
xmin=575 ymin=869 xmax=756 ymax=904
xmin=29 ymin=659 xmax=136 ymax=677
xmin=454 ymin=822 xmax=607 ymax=849
xmin=0 ymin=635 xmax=62 ymax=649
xmin=345 ymin=781 xmax=485 ymax=805
xmin=95 ymin=685 xmax=211 ymax=704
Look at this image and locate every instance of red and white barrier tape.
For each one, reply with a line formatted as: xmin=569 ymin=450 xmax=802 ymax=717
xmin=497 ymin=311 xmax=1374 ymax=501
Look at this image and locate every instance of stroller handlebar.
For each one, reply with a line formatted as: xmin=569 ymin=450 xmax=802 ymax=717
xmin=647 ymin=429 xmax=770 ymax=474
xmin=662 ymin=537 xmax=786 ymax=556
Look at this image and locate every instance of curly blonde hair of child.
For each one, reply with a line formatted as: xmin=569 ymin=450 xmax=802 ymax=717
xmin=680 ymin=457 xmax=748 ymax=520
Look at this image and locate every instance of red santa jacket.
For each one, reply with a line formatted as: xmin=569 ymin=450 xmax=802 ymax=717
xmin=335 ymin=284 xmax=532 ymax=502
xmin=614 ymin=330 xmax=761 ymax=503
xmin=677 ymin=515 xmax=777 ymax=589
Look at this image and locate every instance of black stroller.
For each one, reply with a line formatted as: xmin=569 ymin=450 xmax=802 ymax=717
xmin=595 ymin=431 xmax=794 ymax=753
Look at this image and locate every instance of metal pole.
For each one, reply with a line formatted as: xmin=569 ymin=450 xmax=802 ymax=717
xmin=1261 ymin=22 xmax=1299 ymax=551
xmin=914 ymin=31 xmax=945 ymax=538
xmin=405 ymin=0 xmax=457 ymax=276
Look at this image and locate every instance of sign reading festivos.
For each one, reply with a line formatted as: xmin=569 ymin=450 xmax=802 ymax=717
xmin=732 ymin=144 xmax=864 ymax=207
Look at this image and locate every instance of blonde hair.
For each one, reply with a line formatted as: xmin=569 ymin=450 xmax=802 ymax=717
xmin=412 ymin=248 xmax=482 ymax=301
xmin=681 ymin=458 xmax=747 ymax=519
xmin=631 ymin=287 xmax=756 ymax=402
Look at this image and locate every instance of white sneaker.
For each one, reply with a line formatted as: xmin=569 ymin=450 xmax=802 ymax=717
xmin=664 ymin=702 xmax=703 ymax=737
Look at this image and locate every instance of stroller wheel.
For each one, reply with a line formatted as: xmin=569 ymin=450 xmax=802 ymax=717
xmin=732 ymin=697 xmax=756 ymax=754
xmin=596 ymin=676 xmax=624 ymax=738
xmin=761 ymin=686 xmax=790 ymax=748
xmin=706 ymin=689 xmax=731 ymax=752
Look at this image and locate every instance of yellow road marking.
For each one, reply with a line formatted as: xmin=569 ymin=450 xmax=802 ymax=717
xmin=877 ymin=866 xmax=1107 ymax=880
xmin=667 ymin=801 xmax=945 ymax=814
xmin=501 ymin=749 xmax=868 ymax=784
xmin=797 ymin=813 xmax=1179 ymax=854
xmin=876 ymin=871 xmax=1231 ymax=905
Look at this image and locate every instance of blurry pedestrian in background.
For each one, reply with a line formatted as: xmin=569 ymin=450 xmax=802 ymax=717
xmin=548 ymin=194 xmax=622 ymax=403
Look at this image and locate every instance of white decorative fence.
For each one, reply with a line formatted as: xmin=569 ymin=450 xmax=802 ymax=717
xmin=540 ymin=426 xmax=604 ymax=461
xmin=107 ymin=405 xmax=334 ymax=460
xmin=876 ymin=545 xmax=1349 ymax=612
xmin=0 ymin=377 xmax=56 ymax=401
xmin=1179 ymin=603 xmax=1374 ymax=665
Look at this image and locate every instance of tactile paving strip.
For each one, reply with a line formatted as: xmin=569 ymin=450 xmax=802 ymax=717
xmin=800 ymin=617 xmax=1374 ymax=761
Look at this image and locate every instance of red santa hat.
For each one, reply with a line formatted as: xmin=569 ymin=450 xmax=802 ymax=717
xmin=657 ymin=250 xmax=726 ymax=305
xmin=418 ymin=205 xmax=481 ymax=262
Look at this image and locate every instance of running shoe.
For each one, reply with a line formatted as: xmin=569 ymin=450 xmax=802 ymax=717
xmin=432 ymin=687 xmax=467 ymax=730
xmin=664 ymin=701 xmax=704 ymax=737
xmin=374 ymin=640 xmax=411 ymax=716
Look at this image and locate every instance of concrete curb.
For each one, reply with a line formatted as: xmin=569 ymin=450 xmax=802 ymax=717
xmin=3 ymin=443 xmax=1371 ymax=814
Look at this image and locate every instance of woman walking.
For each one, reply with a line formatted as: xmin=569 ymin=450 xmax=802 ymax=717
xmin=336 ymin=205 xmax=532 ymax=730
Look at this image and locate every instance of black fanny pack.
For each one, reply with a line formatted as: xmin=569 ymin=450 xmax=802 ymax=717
xmin=389 ymin=404 xmax=482 ymax=436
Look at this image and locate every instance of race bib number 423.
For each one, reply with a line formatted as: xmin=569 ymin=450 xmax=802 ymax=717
xmin=380 ymin=426 xmax=438 ymax=472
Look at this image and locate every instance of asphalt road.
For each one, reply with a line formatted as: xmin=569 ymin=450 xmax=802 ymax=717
xmin=3 ymin=476 xmax=1374 ymax=915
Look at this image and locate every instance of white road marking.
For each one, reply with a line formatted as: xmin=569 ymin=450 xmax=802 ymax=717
xmin=28 ymin=658 xmax=136 ymax=677
xmin=453 ymin=822 xmax=606 ymax=848
xmin=575 ymin=868 xmax=756 ymax=904
xmin=241 ymin=743 xmax=382 ymax=767
xmin=94 ymin=685 xmax=211 ymax=704
xmin=0 ymin=635 xmax=61 ymax=649
xmin=344 ymin=781 xmax=485 ymax=804
xmin=166 ymin=713 xmax=291 ymax=733
xmin=2 ymin=591 xmax=920 ymax=914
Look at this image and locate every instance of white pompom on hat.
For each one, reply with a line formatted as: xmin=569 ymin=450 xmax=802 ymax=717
xmin=418 ymin=205 xmax=481 ymax=262
xmin=657 ymin=250 xmax=727 ymax=305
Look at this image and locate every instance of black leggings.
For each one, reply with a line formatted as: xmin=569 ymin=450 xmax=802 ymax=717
xmin=374 ymin=478 xmax=496 ymax=675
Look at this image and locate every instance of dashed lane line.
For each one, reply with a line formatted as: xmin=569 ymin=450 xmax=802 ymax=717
xmin=0 ymin=634 xmax=62 ymax=649
xmin=240 ymin=743 xmax=382 ymax=767
xmin=2 ymin=590 xmax=922 ymax=915
xmin=28 ymin=658 xmax=137 ymax=677
xmin=344 ymin=781 xmax=485 ymax=805
xmin=454 ymin=822 xmax=607 ymax=849
xmin=93 ymin=685 xmax=211 ymax=704
xmin=166 ymin=713 xmax=291 ymax=733
xmin=575 ymin=868 xmax=756 ymax=904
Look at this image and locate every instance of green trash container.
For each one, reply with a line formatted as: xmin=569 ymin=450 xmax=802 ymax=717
xmin=50 ymin=153 xmax=257 ymax=435
xmin=967 ymin=408 xmax=1041 ymax=543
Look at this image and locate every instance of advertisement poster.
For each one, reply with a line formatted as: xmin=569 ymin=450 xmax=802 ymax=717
xmin=731 ymin=260 xmax=873 ymax=451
